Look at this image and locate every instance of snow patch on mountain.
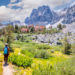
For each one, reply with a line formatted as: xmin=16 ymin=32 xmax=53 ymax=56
xmin=70 ymin=2 xmax=75 ymax=7
xmin=46 ymin=18 xmax=64 ymax=29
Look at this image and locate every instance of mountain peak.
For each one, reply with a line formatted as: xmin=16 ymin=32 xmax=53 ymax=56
xmin=25 ymin=5 xmax=53 ymax=25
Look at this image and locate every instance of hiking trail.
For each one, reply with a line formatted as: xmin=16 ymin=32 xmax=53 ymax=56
xmin=3 ymin=63 xmax=13 ymax=75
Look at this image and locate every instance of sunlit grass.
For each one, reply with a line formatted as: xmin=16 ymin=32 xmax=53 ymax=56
xmin=0 ymin=54 xmax=3 ymax=75
xmin=5 ymin=37 xmax=73 ymax=75
xmin=14 ymin=48 xmax=21 ymax=54
xmin=32 ymin=56 xmax=75 ymax=75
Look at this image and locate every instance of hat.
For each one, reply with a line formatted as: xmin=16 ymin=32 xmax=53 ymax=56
xmin=5 ymin=43 xmax=8 ymax=46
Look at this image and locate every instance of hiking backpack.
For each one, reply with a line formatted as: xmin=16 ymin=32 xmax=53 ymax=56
xmin=4 ymin=47 xmax=8 ymax=55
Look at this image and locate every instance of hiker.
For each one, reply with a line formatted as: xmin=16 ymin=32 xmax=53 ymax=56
xmin=3 ymin=43 xmax=10 ymax=65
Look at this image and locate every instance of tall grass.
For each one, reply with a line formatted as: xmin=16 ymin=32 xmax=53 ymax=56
xmin=32 ymin=56 xmax=75 ymax=75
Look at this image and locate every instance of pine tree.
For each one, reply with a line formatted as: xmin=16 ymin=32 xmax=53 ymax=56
xmin=64 ymin=36 xmax=72 ymax=55
xmin=15 ymin=25 xmax=19 ymax=33
xmin=4 ymin=25 xmax=14 ymax=51
xmin=57 ymin=24 xmax=62 ymax=30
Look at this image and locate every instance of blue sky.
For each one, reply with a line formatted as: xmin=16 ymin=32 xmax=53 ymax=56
xmin=0 ymin=0 xmax=10 ymax=6
xmin=0 ymin=0 xmax=75 ymax=23
xmin=0 ymin=0 xmax=20 ymax=6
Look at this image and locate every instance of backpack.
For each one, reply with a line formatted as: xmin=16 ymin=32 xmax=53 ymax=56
xmin=4 ymin=47 xmax=8 ymax=55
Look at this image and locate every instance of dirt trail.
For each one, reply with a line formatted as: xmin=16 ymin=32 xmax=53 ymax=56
xmin=0 ymin=52 xmax=13 ymax=75
xmin=3 ymin=64 xmax=13 ymax=75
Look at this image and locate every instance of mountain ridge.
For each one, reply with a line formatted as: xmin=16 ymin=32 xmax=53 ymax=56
xmin=25 ymin=4 xmax=75 ymax=25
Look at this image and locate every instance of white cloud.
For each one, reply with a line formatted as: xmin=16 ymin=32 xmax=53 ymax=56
xmin=10 ymin=0 xmax=17 ymax=3
xmin=9 ymin=0 xmax=71 ymax=9
xmin=0 ymin=6 xmax=14 ymax=22
xmin=0 ymin=0 xmax=73 ymax=23
xmin=0 ymin=6 xmax=24 ymax=23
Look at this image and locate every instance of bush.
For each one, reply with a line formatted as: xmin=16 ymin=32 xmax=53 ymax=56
xmin=23 ymin=47 xmax=36 ymax=55
xmin=21 ymin=48 xmax=51 ymax=59
xmin=37 ymin=44 xmax=50 ymax=49
xmin=8 ymin=54 xmax=32 ymax=68
xmin=16 ymin=34 xmax=21 ymax=40
xmin=35 ymin=50 xmax=50 ymax=59
xmin=57 ymin=24 xmax=63 ymax=30
xmin=21 ymin=50 xmax=34 ymax=57
xmin=9 ymin=46 xmax=14 ymax=52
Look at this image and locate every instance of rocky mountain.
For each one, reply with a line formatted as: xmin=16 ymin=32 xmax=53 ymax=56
xmin=25 ymin=4 xmax=75 ymax=25
xmin=62 ymin=5 xmax=75 ymax=24
xmin=50 ymin=11 xmax=60 ymax=24
xmin=25 ymin=6 xmax=59 ymax=25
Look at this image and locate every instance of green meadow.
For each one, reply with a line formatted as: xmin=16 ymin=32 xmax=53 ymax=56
xmin=0 ymin=25 xmax=75 ymax=75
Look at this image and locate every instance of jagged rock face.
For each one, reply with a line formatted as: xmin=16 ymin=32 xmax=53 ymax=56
xmin=62 ymin=5 xmax=75 ymax=24
xmin=25 ymin=6 xmax=54 ymax=25
xmin=50 ymin=11 xmax=60 ymax=24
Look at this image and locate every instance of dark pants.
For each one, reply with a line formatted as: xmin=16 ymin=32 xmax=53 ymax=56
xmin=4 ymin=54 xmax=8 ymax=64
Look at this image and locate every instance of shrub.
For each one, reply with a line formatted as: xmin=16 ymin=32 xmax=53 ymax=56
xmin=37 ymin=44 xmax=50 ymax=49
xmin=8 ymin=54 xmax=32 ymax=68
xmin=51 ymin=50 xmax=54 ymax=53
xmin=16 ymin=34 xmax=21 ymax=40
xmin=57 ymin=24 xmax=63 ymax=30
xmin=24 ymin=47 xmax=36 ymax=54
xmin=21 ymin=48 xmax=51 ymax=59
xmin=21 ymin=50 xmax=34 ymax=57
xmin=9 ymin=46 xmax=14 ymax=52
xmin=35 ymin=50 xmax=50 ymax=59
xmin=63 ymin=37 xmax=72 ymax=55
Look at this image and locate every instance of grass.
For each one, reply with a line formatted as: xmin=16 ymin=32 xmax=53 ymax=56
xmin=11 ymin=46 xmax=70 ymax=75
xmin=32 ymin=56 xmax=75 ymax=75
xmin=0 ymin=34 xmax=74 ymax=75
xmin=0 ymin=63 xmax=3 ymax=75
xmin=0 ymin=41 xmax=4 ymax=75
xmin=0 ymin=54 xmax=3 ymax=75
xmin=0 ymin=41 xmax=4 ymax=51
xmin=9 ymin=39 xmax=72 ymax=75
xmin=32 ymin=52 xmax=69 ymax=68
